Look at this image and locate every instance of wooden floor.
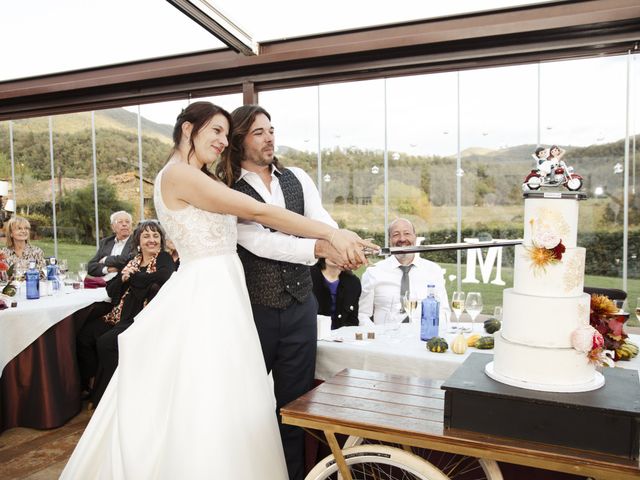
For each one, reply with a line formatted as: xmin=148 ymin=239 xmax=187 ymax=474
xmin=0 ymin=408 xmax=91 ymax=480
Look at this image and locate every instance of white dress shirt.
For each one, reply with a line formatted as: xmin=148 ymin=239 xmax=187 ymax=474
xmin=236 ymin=166 xmax=337 ymax=264
xmin=358 ymin=255 xmax=450 ymax=327
xmin=102 ymin=236 xmax=130 ymax=279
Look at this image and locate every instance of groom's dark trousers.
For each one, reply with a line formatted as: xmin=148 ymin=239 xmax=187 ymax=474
xmin=251 ymin=296 xmax=317 ymax=480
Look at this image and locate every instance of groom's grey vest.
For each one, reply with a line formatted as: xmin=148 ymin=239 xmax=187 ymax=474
xmin=233 ymin=169 xmax=312 ymax=309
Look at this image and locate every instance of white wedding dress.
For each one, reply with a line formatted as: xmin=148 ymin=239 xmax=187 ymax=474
xmin=61 ymin=167 xmax=288 ymax=479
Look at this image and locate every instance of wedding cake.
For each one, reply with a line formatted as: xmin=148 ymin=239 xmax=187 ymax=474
xmin=485 ymin=191 xmax=605 ymax=392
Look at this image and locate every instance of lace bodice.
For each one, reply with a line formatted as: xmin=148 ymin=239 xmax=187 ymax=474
xmin=154 ymin=167 xmax=237 ymax=263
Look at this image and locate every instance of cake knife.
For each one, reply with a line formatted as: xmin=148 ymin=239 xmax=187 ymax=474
xmin=368 ymin=239 xmax=523 ymax=256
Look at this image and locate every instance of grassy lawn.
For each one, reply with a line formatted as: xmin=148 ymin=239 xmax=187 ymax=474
xmin=31 ymin=240 xmax=96 ymax=275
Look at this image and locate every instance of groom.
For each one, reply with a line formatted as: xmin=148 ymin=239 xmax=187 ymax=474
xmin=228 ymin=105 xmax=345 ymax=480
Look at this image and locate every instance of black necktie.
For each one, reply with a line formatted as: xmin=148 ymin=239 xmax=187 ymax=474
xmin=399 ymin=265 xmax=413 ymax=322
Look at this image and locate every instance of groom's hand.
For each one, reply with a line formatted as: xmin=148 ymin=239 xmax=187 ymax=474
xmin=314 ymin=239 xmax=357 ymax=270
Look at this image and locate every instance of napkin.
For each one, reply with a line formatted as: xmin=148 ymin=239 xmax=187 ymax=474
xmin=84 ymin=277 xmax=106 ymax=289
xmin=317 ymin=315 xmax=332 ymax=340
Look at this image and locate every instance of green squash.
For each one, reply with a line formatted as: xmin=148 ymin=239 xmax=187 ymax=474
xmin=475 ymin=336 xmax=495 ymax=349
xmin=483 ymin=317 xmax=501 ymax=334
xmin=426 ymin=337 xmax=448 ymax=353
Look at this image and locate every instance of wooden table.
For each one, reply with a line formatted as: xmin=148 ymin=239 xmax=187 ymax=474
xmin=281 ymin=368 xmax=640 ymax=480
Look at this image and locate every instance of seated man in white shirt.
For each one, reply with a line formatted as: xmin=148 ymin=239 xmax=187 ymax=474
xmin=358 ymin=218 xmax=450 ymax=327
xmin=78 ymin=210 xmax=134 ymax=399
xmin=87 ymin=210 xmax=134 ymax=281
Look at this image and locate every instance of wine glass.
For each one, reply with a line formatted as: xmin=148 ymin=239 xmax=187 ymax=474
xmin=450 ymin=291 xmax=465 ymax=333
xmin=402 ymin=291 xmax=418 ymax=324
xmin=78 ymin=262 xmax=88 ymax=286
xmin=384 ymin=297 xmax=403 ymax=336
xmin=464 ymin=292 xmax=483 ymax=333
xmin=58 ymin=259 xmax=68 ymax=282
xmin=14 ymin=262 xmax=27 ymax=282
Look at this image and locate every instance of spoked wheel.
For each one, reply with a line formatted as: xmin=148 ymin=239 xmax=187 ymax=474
xmin=306 ymin=444 xmax=449 ymax=480
xmin=340 ymin=436 xmax=503 ymax=480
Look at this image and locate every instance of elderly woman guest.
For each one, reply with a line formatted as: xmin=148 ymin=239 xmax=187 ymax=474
xmin=89 ymin=220 xmax=175 ymax=406
xmin=1 ymin=216 xmax=46 ymax=276
xmin=311 ymin=257 xmax=361 ymax=329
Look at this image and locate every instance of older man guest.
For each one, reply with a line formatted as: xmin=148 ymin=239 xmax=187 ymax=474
xmin=358 ymin=218 xmax=450 ymax=327
xmin=87 ymin=211 xmax=133 ymax=281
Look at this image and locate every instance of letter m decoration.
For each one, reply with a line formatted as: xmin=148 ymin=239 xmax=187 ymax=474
xmin=462 ymin=238 xmax=506 ymax=286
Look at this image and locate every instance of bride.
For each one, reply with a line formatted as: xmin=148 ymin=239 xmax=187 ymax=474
xmin=60 ymin=101 xmax=375 ymax=479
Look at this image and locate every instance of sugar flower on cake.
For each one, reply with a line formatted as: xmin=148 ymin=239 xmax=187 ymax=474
xmin=570 ymin=325 xmax=612 ymax=367
xmin=524 ymin=220 xmax=566 ymax=275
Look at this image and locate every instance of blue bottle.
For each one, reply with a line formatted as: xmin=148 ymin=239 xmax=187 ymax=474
xmin=420 ymin=284 xmax=439 ymax=341
xmin=46 ymin=257 xmax=60 ymax=293
xmin=26 ymin=260 xmax=40 ymax=300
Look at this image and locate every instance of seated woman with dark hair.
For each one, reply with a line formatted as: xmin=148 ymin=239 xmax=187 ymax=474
xmin=311 ymin=257 xmax=361 ymax=329
xmin=89 ymin=220 xmax=175 ymax=406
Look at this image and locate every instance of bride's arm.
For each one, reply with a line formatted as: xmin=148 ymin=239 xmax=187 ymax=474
xmin=162 ymin=163 xmax=376 ymax=264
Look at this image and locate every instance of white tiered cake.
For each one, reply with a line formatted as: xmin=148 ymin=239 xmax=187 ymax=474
xmin=485 ymin=191 xmax=605 ymax=392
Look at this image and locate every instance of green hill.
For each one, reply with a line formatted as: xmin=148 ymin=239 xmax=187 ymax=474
xmin=5 ymin=108 xmax=173 ymax=144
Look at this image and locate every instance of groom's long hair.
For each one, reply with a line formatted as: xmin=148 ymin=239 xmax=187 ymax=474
xmin=217 ymin=104 xmax=285 ymax=187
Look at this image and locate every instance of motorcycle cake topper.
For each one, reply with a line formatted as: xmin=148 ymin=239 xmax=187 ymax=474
xmin=522 ymin=145 xmax=583 ymax=191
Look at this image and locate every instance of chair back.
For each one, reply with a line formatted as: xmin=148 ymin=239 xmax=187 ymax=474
xmin=583 ymin=286 xmax=627 ymax=301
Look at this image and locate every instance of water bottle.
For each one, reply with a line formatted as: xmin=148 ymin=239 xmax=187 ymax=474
xmin=420 ymin=284 xmax=439 ymax=341
xmin=46 ymin=257 xmax=60 ymax=294
xmin=26 ymin=260 xmax=40 ymax=300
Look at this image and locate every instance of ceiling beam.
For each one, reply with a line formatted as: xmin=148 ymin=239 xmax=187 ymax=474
xmin=166 ymin=0 xmax=257 ymax=55
xmin=1 ymin=0 xmax=639 ymax=121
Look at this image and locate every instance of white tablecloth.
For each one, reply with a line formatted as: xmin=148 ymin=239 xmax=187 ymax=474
xmin=0 ymin=288 xmax=109 ymax=376
xmin=316 ymin=322 xmax=640 ymax=382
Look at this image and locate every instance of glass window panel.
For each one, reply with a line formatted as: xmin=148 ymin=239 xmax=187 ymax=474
xmin=318 ymin=80 xmax=385 ymax=240
xmin=260 ymin=87 xmax=321 ymax=185
xmin=458 ymin=63 xmax=539 ymax=311
xmin=386 ymin=72 xmax=460 ymax=301
xmin=540 ymin=56 xmax=628 ymax=292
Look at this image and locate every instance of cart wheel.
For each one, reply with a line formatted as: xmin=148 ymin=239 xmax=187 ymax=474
xmin=340 ymin=436 xmax=503 ymax=480
xmin=306 ymin=444 xmax=449 ymax=480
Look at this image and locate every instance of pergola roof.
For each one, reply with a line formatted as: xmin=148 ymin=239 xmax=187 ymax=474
xmin=0 ymin=0 xmax=639 ymax=121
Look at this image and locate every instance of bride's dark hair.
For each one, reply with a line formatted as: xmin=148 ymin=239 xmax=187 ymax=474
xmin=170 ymin=101 xmax=233 ymax=179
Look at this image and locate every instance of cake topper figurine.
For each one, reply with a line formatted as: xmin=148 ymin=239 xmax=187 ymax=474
xmin=523 ymin=145 xmax=583 ymax=191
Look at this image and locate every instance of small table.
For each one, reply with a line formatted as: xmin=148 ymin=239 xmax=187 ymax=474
xmin=282 ymin=368 xmax=640 ymax=480
xmin=316 ymin=323 xmax=640 ymax=381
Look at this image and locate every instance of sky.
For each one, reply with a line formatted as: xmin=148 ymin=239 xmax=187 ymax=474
xmin=1 ymin=0 xmax=638 ymax=156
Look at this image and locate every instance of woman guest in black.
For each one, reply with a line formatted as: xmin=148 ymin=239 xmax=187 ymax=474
xmin=311 ymin=257 xmax=361 ymax=329
xmin=91 ymin=220 xmax=175 ymax=405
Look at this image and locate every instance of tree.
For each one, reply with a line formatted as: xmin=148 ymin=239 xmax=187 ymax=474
xmin=58 ymin=179 xmax=132 ymax=243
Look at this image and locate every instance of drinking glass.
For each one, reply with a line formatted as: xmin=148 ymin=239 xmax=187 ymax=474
xmin=635 ymin=297 xmax=640 ymax=323
xmin=58 ymin=259 xmax=68 ymax=282
xmin=493 ymin=305 xmax=503 ymax=321
xmin=464 ymin=292 xmax=483 ymax=333
xmin=402 ymin=291 xmax=418 ymax=324
xmin=14 ymin=262 xmax=26 ymax=282
xmin=78 ymin=262 xmax=88 ymax=283
xmin=450 ymin=291 xmax=465 ymax=333
xmin=384 ymin=297 xmax=403 ymax=336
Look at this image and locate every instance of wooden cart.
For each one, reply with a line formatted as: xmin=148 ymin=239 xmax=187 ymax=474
xmin=281 ymin=368 xmax=640 ymax=480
